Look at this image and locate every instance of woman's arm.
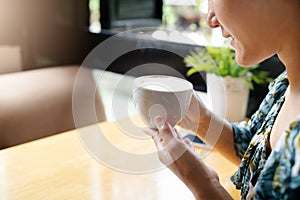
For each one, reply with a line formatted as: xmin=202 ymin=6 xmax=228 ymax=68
xmin=144 ymin=117 xmax=233 ymax=199
xmin=178 ymin=93 xmax=241 ymax=165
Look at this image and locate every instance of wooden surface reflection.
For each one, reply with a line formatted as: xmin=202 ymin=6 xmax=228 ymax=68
xmin=0 ymin=117 xmax=240 ymax=199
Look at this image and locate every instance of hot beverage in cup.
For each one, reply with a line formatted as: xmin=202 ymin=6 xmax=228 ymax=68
xmin=132 ymin=75 xmax=193 ymax=128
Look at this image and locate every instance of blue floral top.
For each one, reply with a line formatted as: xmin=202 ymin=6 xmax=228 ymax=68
xmin=231 ymin=71 xmax=300 ymax=199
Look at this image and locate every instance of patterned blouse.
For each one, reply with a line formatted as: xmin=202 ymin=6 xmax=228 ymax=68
xmin=231 ymin=71 xmax=300 ymax=199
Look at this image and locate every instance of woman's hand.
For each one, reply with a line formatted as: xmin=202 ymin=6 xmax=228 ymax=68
xmin=177 ymin=92 xmax=211 ymax=134
xmin=144 ymin=116 xmax=198 ymax=169
xmin=144 ymin=116 xmax=228 ymax=199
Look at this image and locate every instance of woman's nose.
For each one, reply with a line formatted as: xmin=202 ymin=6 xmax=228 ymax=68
xmin=207 ymin=11 xmax=220 ymax=28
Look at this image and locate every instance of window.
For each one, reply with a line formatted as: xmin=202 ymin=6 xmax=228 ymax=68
xmin=90 ymin=0 xmax=223 ymax=46
xmin=89 ymin=0 xmax=101 ymax=33
xmin=99 ymin=0 xmax=162 ymax=31
xmin=91 ymin=0 xmax=203 ymax=32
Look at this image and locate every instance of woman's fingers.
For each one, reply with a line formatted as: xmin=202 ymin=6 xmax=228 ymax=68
xmin=143 ymin=127 xmax=165 ymax=150
xmin=143 ymin=117 xmax=174 ymax=141
xmin=177 ymin=92 xmax=202 ymax=130
xmin=154 ymin=116 xmax=177 ymax=139
xmin=184 ymin=137 xmax=195 ymax=151
xmin=143 ymin=116 xmax=197 ymax=167
xmin=144 ymin=116 xmax=192 ymax=149
xmin=153 ymin=116 xmax=165 ymax=131
xmin=143 ymin=127 xmax=158 ymax=137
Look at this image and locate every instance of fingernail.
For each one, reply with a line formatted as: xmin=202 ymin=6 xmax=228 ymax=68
xmin=154 ymin=116 xmax=164 ymax=130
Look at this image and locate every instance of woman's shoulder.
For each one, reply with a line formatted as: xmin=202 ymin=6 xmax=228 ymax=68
xmin=256 ymin=117 xmax=300 ymax=199
xmin=275 ymin=117 xmax=300 ymax=157
xmin=271 ymin=117 xmax=300 ymax=176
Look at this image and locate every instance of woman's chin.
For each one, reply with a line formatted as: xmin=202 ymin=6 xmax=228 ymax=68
xmin=235 ymin=50 xmax=260 ymax=67
xmin=236 ymin=56 xmax=255 ymax=67
xmin=237 ymin=59 xmax=256 ymax=67
xmin=235 ymin=44 xmax=275 ymax=67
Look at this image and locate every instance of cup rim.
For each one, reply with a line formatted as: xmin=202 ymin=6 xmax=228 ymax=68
xmin=133 ymin=75 xmax=193 ymax=93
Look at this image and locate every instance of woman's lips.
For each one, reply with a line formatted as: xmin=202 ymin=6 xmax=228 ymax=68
xmin=229 ymin=37 xmax=235 ymax=48
xmin=220 ymin=27 xmax=235 ymax=47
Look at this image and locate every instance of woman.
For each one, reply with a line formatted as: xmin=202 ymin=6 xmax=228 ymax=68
xmin=144 ymin=0 xmax=300 ymax=199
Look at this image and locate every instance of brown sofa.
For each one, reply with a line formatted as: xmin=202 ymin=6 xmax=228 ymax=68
xmin=0 ymin=66 xmax=106 ymax=149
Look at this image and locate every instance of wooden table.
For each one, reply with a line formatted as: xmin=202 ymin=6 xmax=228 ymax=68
xmin=0 ymin=116 xmax=240 ymax=200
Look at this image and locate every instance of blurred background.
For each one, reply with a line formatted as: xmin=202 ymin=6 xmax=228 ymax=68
xmin=0 ymin=0 xmax=285 ymax=148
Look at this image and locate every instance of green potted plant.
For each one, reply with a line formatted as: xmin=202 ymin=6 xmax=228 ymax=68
xmin=184 ymin=45 xmax=272 ymax=121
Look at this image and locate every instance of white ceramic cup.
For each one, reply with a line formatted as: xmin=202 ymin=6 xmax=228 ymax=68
xmin=132 ymin=75 xmax=193 ymax=128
